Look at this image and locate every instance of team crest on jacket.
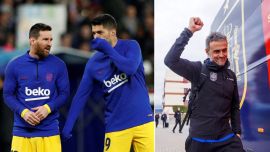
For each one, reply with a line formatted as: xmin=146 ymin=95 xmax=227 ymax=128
xmin=46 ymin=73 xmax=53 ymax=82
xmin=19 ymin=75 xmax=28 ymax=80
xmin=210 ymin=72 xmax=217 ymax=81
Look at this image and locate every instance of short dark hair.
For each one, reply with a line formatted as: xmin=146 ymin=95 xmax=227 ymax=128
xmin=206 ymin=32 xmax=227 ymax=49
xmin=91 ymin=14 xmax=117 ymax=29
xmin=29 ymin=23 xmax=52 ymax=38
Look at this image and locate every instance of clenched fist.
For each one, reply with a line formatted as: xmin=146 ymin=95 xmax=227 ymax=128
xmin=188 ymin=17 xmax=204 ymax=33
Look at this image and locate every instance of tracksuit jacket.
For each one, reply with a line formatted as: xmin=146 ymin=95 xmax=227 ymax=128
xmin=164 ymin=28 xmax=241 ymax=139
xmin=63 ymin=39 xmax=153 ymax=135
xmin=3 ymin=51 xmax=70 ymax=137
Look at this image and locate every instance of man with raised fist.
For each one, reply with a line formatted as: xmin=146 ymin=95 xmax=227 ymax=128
xmin=164 ymin=17 xmax=244 ymax=152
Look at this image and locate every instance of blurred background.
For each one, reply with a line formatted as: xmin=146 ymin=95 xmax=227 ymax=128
xmin=0 ymin=0 xmax=154 ymax=152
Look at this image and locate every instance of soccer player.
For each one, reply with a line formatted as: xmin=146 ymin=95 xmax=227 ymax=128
xmin=3 ymin=23 xmax=70 ymax=152
xmin=62 ymin=14 xmax=154 ymax=152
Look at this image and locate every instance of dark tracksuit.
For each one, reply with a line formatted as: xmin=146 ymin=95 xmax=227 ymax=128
xmin=161 ymin=114 xmax=167 ymax=128
xmin=172 ymin=111 xmax=181 ymax=133
xmin=164 ymin=28 xmax=244 ymax=152
xmin=155 ymin=114 xmax=160 ymax=128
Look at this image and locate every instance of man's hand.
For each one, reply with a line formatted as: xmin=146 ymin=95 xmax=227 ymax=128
xmin=91 ymin=38 xmax=112 ymax=54
xmin=23 ymin=110 xmax=40 ymax=126
xmin=61 ymin=131 xmax=72 ymax=142
xmin=32 ymin=106 xmax=49 ymax=121
xmin=236 ymin=134 xmax=241 ymax=138
xmin=188 ymin=17 xmax=204 ymax=33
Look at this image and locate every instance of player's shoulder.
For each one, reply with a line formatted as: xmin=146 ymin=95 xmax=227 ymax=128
xmin=88 ymin=51 xmax=101 ymax=62
xmin=117 ymin=39 xmax=141 ymax=51
xmin=4 ymin=53 xmax=31 ymax=75
xmin=84 ymin=52 xmax=100 ymax=67
xmin=119 ymin=39 xmax=139 ymax=45
xmin=6 ymin=53 xmax=27 ymax=67
xmin=47 ymin=54 xmax=66 ymax=66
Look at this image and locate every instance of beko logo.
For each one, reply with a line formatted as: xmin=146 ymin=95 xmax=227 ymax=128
xmin=103 ymin=73 xmax=127 ymax=87
xmin=25 ymin=87 xmax=50 ymax=101
xmin=25 ymin=87 xmax=50 ymax=96
xmin=103 ymin=73 xmax=128 ymax=93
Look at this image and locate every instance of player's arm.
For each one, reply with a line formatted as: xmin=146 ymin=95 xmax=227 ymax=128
xmin=3 ymin=62 xmax=40 ymax=125
xmin=164 ymin=17 xmax=203 ymax=82
xmin=46 ymin=61 xmax=70 ymax=113
xmin=231 ymin=74 xmax=241 ymax=136
xmin=91 ymin=38 xmax=141 ymax=75
xmin=62 ymin=61 xmax=94 ymax=140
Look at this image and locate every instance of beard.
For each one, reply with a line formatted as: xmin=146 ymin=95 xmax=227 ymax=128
xmin=35 ymin=44 xmax=50 ymax=60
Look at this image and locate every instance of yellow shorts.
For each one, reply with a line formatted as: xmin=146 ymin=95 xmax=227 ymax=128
xmin=11 ymin=135 xmax=61 ymax=152
xmin=104 ymin=121 xmax=154 ymax=152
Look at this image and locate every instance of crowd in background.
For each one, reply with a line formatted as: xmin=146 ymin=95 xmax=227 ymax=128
xmin=0 ymin=0 xmax=154 ymax=87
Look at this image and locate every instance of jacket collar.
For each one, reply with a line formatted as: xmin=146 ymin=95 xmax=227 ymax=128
xmin=204 ymin=58 xmax=229 ymax=72
xmin=25 ymin=50 xmax=50 ymax=62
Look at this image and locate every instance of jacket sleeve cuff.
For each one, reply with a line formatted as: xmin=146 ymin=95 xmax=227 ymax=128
xmin=184 ymin=28 xmax=193 ymax=37
xmin=44 ymin=104 xmax=52 ymax=114
xmin=21 ymin=109 xmax=29 ymax=118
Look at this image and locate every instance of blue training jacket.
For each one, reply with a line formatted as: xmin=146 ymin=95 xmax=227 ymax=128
xmin=3 ymin=51 xmax=70 ymax=137
xmin=63 ymin=39 xmax=153 ymax=135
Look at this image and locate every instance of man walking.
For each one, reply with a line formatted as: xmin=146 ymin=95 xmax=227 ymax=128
xmin=161 ymin=113 xmax=167 ymax=128
xmin=172 ymin=109 xmax=181 ymax=133
xmin=155 ymin=113 xmax=160 ymax=128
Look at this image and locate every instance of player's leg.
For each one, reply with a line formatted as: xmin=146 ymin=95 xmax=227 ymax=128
xmin=104 ymin=129 xmax=133 ymax=152
xmin=39 ymin=135 xmax=61 ymax=152
xmin=11 ymin=136 xmax=33 ymax=152
xmin=132 ymin=121 xmax=154 ymax=152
